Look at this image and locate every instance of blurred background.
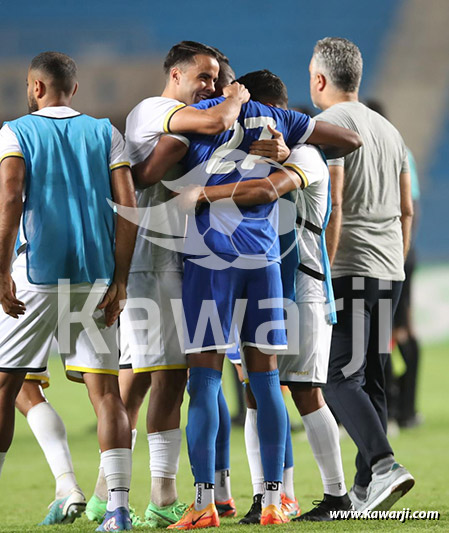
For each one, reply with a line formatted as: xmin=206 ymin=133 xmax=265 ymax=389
xmin=0 ymin=0 xmax=448 ymax=345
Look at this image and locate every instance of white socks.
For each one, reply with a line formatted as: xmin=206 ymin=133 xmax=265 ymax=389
xmin=194 ymin=483 xmax=214 ymax=511
xmin=244 ymin=408 xmax=264 ymax=496
xmin=101 ymin=448 xmax=132 ymax=512
xmin=0 ymin=451 xmax=6 ymax=477
xmin=214 ymin=469 xmax=232 ymax=502
xmin=148 ymin=429 xmax=181 ymax=479
xmin=148 ymin=429 xmax=182 ymax=507
xmin=94 ymin=429 xmax=137 ymax=503
xmin=283 ymin=466 xmax=295 ymax=500
xmin=302 ymin=405 xmax=347 ymax=497
xmin=262 ymin=481 xmax=282 ymax=507
xmin=27 ymin=402 xmax=79 ymax=498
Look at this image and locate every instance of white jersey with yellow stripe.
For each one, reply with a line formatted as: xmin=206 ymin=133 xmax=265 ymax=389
xmin=125 ymin=96 xmax=190 ymax=273
xmin=284 ymin=144 xmax=330 ymax=304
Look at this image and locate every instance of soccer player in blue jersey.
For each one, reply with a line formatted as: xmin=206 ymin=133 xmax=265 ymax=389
xmin=134 ymin=71 xmax=360 ymax=529
xmin=84 ymin=42 xmax=249 ymax=528
xmin=0 ymin=52 xmax=137 ymax=531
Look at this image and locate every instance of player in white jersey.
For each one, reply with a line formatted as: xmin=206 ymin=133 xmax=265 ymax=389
xmin=86 ymin=41 xmax=249 ymax=527
xmin=0 ymin=52 xmax=137 ymax=531
xmin=15 ymin=375 xmax=86 ymax=525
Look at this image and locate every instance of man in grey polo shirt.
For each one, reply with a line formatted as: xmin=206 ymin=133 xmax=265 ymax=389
xmin=309 ymin=37 xmax=415 ymax=513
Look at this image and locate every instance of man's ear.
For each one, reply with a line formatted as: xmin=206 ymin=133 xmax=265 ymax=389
xmin=34 ymin=78 xmax=46 ymax=99
xmin=71 ymin=82 xmax=79 ymax=97
xmin=317 ymin=72 xmax=327 ymax=92
xmin=170 ymin=67 xmax=182 ymax=85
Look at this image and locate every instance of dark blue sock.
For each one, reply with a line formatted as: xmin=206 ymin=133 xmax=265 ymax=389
xmin=186 ymin=367 xmax=222 ymax=484
xmin=284 ymin=406 xmax=294 ymax=469
xmin=247 ymin=369 xmax=287 ymax=482
xmin=215 ymin=386 xmax=231 ymax=471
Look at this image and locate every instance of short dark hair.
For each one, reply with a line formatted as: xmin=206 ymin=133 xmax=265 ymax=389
xmin=163 ymin=41 xmax=219 ymax=75
xmin=30 ymin=51 xmax=77 ymax=95
xmin=237 ymin=70 xmax=288 ymax=107
xmin=217 ymin=62 xmax=235 ymax=87
xmin=209 ymin=46 xmax=235 ymax=93
xmin=313 ymin=37 xmax=363 ymax=93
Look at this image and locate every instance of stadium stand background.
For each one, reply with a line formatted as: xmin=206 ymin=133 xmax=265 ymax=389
xmin=1 ymin=0 xmax=448 ymax=340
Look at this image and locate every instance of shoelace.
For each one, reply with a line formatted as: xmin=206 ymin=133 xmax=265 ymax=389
xmin=173 ymin=502 xmax=190 ymax=519
xmin=129 ymin=507 xmax=143 ymax=526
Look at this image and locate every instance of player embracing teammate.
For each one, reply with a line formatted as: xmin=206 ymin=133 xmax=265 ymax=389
xmin=0 ymin=37 xmax=416 ymax=532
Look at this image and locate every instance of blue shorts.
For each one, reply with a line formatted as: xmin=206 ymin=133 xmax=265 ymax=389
xmin=182 ymin=261 xmax=287 ymax=354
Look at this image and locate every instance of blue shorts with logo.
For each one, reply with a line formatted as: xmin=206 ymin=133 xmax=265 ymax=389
xmin=182 ymin=260 xmax=287 ymax=354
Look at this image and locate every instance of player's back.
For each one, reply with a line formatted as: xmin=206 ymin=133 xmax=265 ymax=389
xmin=183 ymin=98 xmax=312 ymax=263
xmin=7 ymin=112 xmax=115 ymax=284
xmin=316 ymin=101 xmax=408 ymax=281
xmin=184 ymin=98 xmax=312 ymax=184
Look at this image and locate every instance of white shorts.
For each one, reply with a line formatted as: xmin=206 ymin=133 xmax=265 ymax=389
xmin=278 ymin=301 xmax=332 ymax=386
xmin=25 ymin=369 xmax=51 ymax=389
xmin=119 ymin=271 xmax=186 ymax=372
xmin=0 ymin=284 xmax=119 ymax=383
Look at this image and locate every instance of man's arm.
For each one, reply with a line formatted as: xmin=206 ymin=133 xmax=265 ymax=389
xmin=305 ymin=121 xmax=362 ymax=159
xmin=325 ymin=165 xmax=344 ymax=265
xmin=399 ymin=171 xmax=414 ymax=259
xmin=194 ymin=167 xmax=302 ymax=207
xmin=168 ymin=83 xmax=250 ymax=135
xmin=0 ymin=157 xmax=26 ymax=318
xmin=133 ymin=136 xmax=188 ymax=189
xmin=97 ymin=166 xmax=138 ymax=326
xmin=249 ymin=121 xmax=361 ymax=160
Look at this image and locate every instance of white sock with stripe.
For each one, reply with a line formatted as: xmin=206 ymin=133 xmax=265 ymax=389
xmin=101 ymin=448 xmax=132 ymax=512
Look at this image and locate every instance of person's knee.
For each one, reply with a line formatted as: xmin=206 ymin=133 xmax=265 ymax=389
xmin=290 ymin=386 xmax=324 ymax=416
xmin=0 ymin=372 xmax=26 ymax=402
xmin=244 ymin=348 xmax=277 ymax=373
xmin=15 ymin=381 xmax=46 ymax=416
xmin=85 ymin=374 xmax=122 ymax=413
xmin=151 ymin=370 xmax=186 ymax=406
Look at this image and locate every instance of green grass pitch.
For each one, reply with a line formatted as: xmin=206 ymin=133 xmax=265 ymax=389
xmin=1 ymin=341 xmax=447 ymax=532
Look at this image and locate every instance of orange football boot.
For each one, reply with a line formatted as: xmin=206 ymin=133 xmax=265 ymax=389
xmin=167 ymin=503 xmax=220 ymax=530
xmin=215 ymin=498 xmax=237 ymax=517
xmin=260 ymin=504 xmax=290 ymax=525
xmin=281 ymin=493 xmax=301 ymax=518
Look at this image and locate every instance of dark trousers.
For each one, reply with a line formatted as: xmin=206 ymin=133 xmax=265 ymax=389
xmin=324 ymin=276 xmax=402 ymax=487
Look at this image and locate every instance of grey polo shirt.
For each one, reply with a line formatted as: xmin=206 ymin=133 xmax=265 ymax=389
xmin=316 ymin=101 xmax=409 ymax=281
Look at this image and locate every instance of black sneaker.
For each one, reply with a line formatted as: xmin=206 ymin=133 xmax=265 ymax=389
xmin=238 ymin=494 xmax=262 ymax=525
xmin=293 ymin=494 xmax=353 ymax=521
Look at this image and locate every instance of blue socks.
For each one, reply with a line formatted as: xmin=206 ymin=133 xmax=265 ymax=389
xmin=215 ymin=386 xmax=231 ymax=471
xmin=247 ymin=369 xmax=287 ymax=482
xmin=186 ymin=367 xmax=222 ymax=484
